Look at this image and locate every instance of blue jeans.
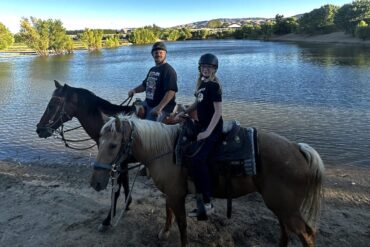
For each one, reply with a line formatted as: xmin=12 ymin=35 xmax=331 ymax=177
xmin=143 ymin=101 xmax=170 ymax=122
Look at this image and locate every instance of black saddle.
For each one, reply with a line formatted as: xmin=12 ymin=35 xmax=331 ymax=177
xmin=177 ymin=119 xmax=258 ymax=177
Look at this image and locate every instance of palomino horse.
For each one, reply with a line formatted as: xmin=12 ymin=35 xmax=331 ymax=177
xmin=91 ymin=115 xmax=324 ymax=247
xmin=36 ymin=80 xmax=133 ymax=229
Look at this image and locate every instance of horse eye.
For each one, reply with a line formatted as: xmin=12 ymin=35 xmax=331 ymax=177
xmin=109 ymin=144 xmax=117 ymax=149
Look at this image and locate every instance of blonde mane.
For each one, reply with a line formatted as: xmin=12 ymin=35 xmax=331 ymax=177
xmin=102 ymin=115 xmax=181 ymax=155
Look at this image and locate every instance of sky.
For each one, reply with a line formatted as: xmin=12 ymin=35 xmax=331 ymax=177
xmin=0 ymin=0 xmax=352 ymax=33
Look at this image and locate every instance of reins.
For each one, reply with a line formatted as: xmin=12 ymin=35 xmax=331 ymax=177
xmin=54 ymin=125 xmax=97 ymax=150
xmin=110 ymin=162 xmax=141 ymax=227
xmin=119 ymin=96 xmax=133 ymax=106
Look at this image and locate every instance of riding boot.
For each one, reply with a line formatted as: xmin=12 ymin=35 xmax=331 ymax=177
xmin=196 ymin=194 xmax=208 ymax=221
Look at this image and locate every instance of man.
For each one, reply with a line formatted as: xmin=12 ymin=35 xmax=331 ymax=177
xmin=128 ymin=41 xmax=178 ymax=122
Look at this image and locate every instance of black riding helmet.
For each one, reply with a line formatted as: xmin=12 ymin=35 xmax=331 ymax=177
xmin=151 ymin=42 xmax=167 ymax=53
xmin=198 ymin=53 xmax=218 ymax=69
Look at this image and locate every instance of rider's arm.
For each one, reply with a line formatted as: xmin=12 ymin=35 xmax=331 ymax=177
xmin=204 ymin=102 xmax=222 ymax=135
xmin=128 ymin=85 xmax=145 ymax=97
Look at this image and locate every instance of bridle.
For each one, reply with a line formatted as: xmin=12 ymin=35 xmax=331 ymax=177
xmin=50 ymin=96 xmax=134 ymax=151
xmin=43 ymin=96 xmax=72 ymax=130
xmin=45 ymin=96 xmax=96 ymax=150
xmin=93 ymin=119 xmax=136 ymax=172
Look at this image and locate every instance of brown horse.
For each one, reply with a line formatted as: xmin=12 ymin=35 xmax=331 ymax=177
xmin=91 ymin=115 xmax=324 ymax=247
xmin=36 ymin=80 xmax=133 ymax=230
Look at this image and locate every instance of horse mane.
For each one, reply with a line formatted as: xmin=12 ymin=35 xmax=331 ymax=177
xmin=103 ymin=115 xmax=181 ymax=154
xmin=56 ymin=85 xmax=131 ymax=117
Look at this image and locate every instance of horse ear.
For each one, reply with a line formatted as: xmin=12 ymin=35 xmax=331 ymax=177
xmin=54 ymin=80 xmax=62 ymax=89
xmin=101 ymin=113 xmax=110 ymax=123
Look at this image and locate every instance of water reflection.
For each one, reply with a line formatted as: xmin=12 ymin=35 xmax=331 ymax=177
xmin=0 ymin=62 xmax=13 ymax=106
xmin=297 ymin=43 xmax=370 ymax=67
xmin=28 ymin=54 xmax=74 ymax=81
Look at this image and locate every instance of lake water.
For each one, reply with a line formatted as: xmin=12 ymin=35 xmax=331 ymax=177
xmin=0 ymin=40 xmax=370 ymax=167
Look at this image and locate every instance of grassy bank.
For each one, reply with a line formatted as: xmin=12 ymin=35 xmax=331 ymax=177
xmin=0 ymin=41 xmax=131 ymax=55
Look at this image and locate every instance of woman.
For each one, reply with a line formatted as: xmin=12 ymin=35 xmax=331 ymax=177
xmin=176 ymin=53 xmax=223 ymax=221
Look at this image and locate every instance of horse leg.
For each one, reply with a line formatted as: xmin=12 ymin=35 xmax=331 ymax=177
xmin=99 ymin=182 xmax=122 ymax=232
xmin=167 ymin=195 xmax=188 ymax=247
xmin=278 ymin=218 xmax=289 ymax=247
xmin=283 ymin=214 xmax=315 ymax=247
xmin=158 ymin=197 xmax=175 ymax=240
xmin=119 ymin=166 xmax=132 ymax=210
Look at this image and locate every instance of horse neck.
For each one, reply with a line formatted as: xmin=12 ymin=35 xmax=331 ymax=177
xmin=74 ymin=108 xmax=103 ymax=143
xmin=130 ymin=122 xmax=178 ymax=165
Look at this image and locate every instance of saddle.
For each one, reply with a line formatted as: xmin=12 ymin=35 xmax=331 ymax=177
xmin=177 ymin=120 xmax=259 ymax=177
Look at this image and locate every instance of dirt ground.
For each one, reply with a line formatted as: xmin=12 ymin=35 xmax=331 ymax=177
xmin=0 ymin=160 xmax=369 ymax=247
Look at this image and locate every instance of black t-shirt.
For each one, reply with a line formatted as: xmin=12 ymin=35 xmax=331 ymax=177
xmin=195 ymin=80 xmax=223 ymax=128
xmin=142 ymin=63 xmax=178 ymax=112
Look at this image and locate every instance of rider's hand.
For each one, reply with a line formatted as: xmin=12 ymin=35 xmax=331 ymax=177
xmin=151 ymin=106 xmax=162 ymax=117
xmin=128 ymin=89 xmax=135 ymax=97
xmin=197 ymin=131 xmax=210 ymax=141
xmin=174 ymin=111 xmax=185 ymax=121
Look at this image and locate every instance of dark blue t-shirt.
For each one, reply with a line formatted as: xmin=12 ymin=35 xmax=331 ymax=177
xmin=195 ymin=80 xmax=223 ymax=128
xmin=142 ymin=63 xmax=178 ymax=113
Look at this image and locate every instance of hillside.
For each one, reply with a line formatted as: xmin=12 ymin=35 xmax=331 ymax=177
xmin=174 ymin=15 xmax=302 ymax=28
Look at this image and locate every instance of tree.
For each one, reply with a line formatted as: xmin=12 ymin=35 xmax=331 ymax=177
xmin=0 ymin=23 xmax=14 ymax=50
xmin=334 ymin=0 xmax=370 ymax=34
xmin=19 ymin=17 xmax=72 ymax=55
xmin=128 ymin=28 xmax=157 ymax=44
xmin=49 ymin=19 xmax=73 ymax=54
xmin=167 ymin=29 xmax=180 ymax=41
xmin=355 ymin=20 xmax=370 ymax=39
xmin=178 ymin=28 xmax=192 ymax=40
xmin=105 ymin=35 xmax=120 ymax=48
xmin=273 ymin=14 xmax=298 ymax=35
xmin=261 ymin=21 xmax=275 ymax=39
xmin=207 ymin=19 xmax=222 ymax=28
xmin=298 ymin=5 xmax=339 ymax=34
xmin=81 ymin=29 xmax=103 ymax=50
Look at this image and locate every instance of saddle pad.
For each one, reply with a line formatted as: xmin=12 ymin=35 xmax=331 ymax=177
xmin=213 ymin=127 xmax=257 ymax=176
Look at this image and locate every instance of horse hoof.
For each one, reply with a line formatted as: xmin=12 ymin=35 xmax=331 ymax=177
xmin=158 ymin=229 xmax=170 ymax=240
xmin=98 ymin=224 xmax=111 ymax=233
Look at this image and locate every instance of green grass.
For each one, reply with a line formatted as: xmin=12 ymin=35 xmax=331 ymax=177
xmin=0 ymin=40 xmax=131 ymax=54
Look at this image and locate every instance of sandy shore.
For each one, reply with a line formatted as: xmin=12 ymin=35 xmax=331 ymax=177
xmin=0 ymin=160 xmax=369 ymax=246
xmin=270 ymin=32 xmax=370 ymax=45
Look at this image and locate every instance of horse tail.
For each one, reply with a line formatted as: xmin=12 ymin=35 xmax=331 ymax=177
xmin=298 ymin=143 xmax=325 ymax=228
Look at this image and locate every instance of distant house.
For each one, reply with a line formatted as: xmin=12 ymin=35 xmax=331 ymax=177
xmin=228 ymin=23 xmax=241 ymax=29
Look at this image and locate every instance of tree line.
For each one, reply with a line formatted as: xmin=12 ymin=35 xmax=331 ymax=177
xmin=0 ymin=0 xmax=369 ymax=55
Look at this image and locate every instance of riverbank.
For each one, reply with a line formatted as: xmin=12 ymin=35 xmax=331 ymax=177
xmin=0 ymin=41 xmax=131 ymax=56
xmin=270 ymin=31 xmax=370 ymax=45
xmin=0 ymin=160 xmax=369 ymax=246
